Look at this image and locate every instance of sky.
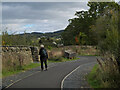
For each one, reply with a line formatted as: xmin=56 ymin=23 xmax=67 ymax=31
xmin=2 ymin=0 xmax=120 ymax=34
xmin=2 ymin=2 xmax=89 ymax=34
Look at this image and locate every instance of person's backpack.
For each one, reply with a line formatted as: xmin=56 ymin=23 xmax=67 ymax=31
xmin=41 ymin=49 xmax=48 ymax=57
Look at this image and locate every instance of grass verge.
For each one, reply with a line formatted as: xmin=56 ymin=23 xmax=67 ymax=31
xmin=48 ymin=57 xmax=80 ymax=63
xmin=78 ymin=54 xmax=98 ymax=56
xmin=86 ymin=64 xmax=102 ymax=88
xmin=2 ymin=63 xmax=41 ymax=78
xmin=87 ymin=64 xmax=120 ymax=88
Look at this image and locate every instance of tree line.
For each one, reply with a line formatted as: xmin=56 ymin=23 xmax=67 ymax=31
xmin=62 ymin=0 xmax=120 ymax=63
xmin=62 ymin=1 xmax=120 ymax=46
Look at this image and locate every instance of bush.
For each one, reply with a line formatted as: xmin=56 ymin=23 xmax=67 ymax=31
xmin=97 ymin=55 xmax=120 ymax=88
xmin=87 ymin=7 xmax=120 ymax=88
xmin=47 ymin=46 xmax=53 ymax=50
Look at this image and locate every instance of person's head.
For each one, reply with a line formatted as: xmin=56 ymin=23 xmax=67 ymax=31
xmin=40 ymin=44 xmax=44 ymax=48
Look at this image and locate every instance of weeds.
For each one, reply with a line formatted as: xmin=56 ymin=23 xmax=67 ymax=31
xmin=87 ymin=55 xmax=120 ymax=88
xmin=87 ymin=64 xmax=102 ymax=88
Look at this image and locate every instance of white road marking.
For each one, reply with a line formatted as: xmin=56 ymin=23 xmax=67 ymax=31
xmin=61 ymin=62 xmax=96 ymax=89
xmin=5 ymin=59 xmax=95 ymax=89
xmin=5 ymin=64 xmax=58 ymax=89
xmin=5 ymin=60 xmax=79 ymax=89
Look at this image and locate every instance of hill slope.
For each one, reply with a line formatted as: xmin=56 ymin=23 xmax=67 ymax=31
xmin=19 ymin=30 xmax=64 ymax=38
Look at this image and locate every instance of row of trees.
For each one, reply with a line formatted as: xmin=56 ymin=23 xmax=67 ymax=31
xmin=62 ymin=0 xmax=120 ymax=68
xmin=2 ymin=31 xmax=62 ymax=48
xmin=2 ymin=31 xmax=35 ymax=46
xmin=62 ymin=1 xmax=120 ymax=46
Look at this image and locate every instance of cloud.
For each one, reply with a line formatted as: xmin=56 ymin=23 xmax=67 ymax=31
xmin=2 ymin=0 xmax=89 ymax=2
xmin=2 ymin=2 xmax=89 ymax=33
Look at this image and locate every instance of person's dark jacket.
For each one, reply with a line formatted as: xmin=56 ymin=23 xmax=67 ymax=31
xmin=39 ymin=48 xmax=48 ymax=59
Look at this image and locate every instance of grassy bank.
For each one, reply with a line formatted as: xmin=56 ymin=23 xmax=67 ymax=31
xmin=2 ymin=63 xmax=41 ymax=78
xmin=48 ymin=57 xmax=80 ymax=63
xmin=87 ymin=64 xmax=120 ymax=88
xmin=87 ymin=64 xmax=102 ymax=88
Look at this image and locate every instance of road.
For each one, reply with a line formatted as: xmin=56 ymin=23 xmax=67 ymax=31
xmin=7 ymin=56 xmax=97 ymax=88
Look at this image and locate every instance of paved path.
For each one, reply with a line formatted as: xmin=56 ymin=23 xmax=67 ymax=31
xmin=62 ymin=61 xmax=96 ymax=88
xmin=3 ymin=56 xmax=97 ymax=89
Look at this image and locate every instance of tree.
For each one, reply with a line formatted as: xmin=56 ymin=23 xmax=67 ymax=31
xmin=62 ymin=1 xmax=119 ymax=46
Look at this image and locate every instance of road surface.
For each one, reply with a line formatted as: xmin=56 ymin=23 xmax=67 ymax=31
xmin=7 ymin=56 xmax=97 ymax=88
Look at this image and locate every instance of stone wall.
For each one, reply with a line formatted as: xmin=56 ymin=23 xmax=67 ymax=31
xmin=47 ymin=49 xmax=64 ymax=58
xmin=2 ymin=45 xmax=97 ymax=70
xmin=30 ymin=47 xmax=40 ymax=62
xmin=2 ymin=46 xmax=33 ymax=70
xmin=47 ymin=45 xmax=97 ymax=59
xmin=62 ymin=45 xmax=97 ymax=56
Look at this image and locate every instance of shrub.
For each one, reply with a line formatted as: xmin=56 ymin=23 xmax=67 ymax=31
xmin=96 ymin=55 xmax=120 ymax=88
xmin=47 ymin=46 xmax=52 ymax=50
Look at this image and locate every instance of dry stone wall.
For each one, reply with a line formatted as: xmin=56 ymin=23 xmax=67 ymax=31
xmin=30 ymin=47 xmax=40 ymax=62
xmin=2 ymin=46 xmax=33 ymax=70
xmin=2 ymin=45 xmax=97 ymax=70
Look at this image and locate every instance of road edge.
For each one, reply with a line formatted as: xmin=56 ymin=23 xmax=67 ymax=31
xmin=60 ymin=62 xmax=96 ymax=89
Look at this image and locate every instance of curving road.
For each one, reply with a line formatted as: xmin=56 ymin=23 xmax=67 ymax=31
xmin=7 ymin=56 xmax=97 ymax=88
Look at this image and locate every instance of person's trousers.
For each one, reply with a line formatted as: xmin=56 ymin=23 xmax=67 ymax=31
xmin=40 ymin=57 xmax=47 ymax=70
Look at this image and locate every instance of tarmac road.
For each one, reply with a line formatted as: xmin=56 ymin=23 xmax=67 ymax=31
xmin=8 ymin=56 xmax=97 ymax=88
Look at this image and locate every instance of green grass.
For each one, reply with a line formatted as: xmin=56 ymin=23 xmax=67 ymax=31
xmin=48 ymin=57 xmax=80 ymax=63
xmin=87 ymin=64 xmax=102 ymax=88
xmin=22 ymin=63 xmax=41 ymax=70
xmin=78 ymin=54 xmax=99 ymax=56
xmin=2 ymin=63 xmax=41 ymax=78
xmin=87 ymin=64 xmax=120 ymax=88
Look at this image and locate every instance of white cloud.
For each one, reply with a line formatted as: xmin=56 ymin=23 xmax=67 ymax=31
xmin=2 ymin=2 xmax=89 ymax=33
xmin=2 ymin=0 xmax=89 ymax=2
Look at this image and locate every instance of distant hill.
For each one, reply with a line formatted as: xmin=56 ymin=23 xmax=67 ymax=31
xmin=19 ymin=30 xmax=64 ymax=38
xmin=44 ymin=30 xmax=64 ymax=37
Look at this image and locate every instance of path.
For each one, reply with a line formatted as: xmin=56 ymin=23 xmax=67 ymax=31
xmin=3 ymin=56 xmax=97 ymax=89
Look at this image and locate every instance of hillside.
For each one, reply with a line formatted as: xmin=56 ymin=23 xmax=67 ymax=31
xmin=19 ymin=30 xmax=64 ymax=38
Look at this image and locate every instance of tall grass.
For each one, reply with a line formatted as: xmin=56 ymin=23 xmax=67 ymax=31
xmin=88 ymin=55 xmax=120 ymax=88
xmin=97 ymin=55 xmax=120 ymax=88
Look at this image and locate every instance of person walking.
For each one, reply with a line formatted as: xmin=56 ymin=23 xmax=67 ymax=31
xmin=39 ymin=44 xmax=48 ymax=71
